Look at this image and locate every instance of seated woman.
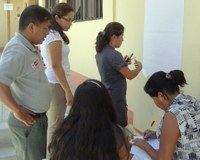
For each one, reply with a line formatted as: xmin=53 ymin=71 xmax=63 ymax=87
xmin=48 ymin=79 xmax=132 ymax=160
xmin=133 ymin=70 xmax=200 ymax=160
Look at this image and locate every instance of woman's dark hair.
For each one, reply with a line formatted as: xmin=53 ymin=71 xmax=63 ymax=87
xmin=19 ymin=5 xmax=51 ymax=31
xmin=49 ymin=79 xmax=125 ymax=160
xmin=95 ymin=22 xmax=124 ymax=52
xmin=51 ymin=3 xmax=74 ymax=44
xmin=144 ymin=70 xmax=187 ymax=97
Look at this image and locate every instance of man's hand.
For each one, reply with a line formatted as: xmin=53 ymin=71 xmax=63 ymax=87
xmin=13 ymin=107 xmax=36 ymax=126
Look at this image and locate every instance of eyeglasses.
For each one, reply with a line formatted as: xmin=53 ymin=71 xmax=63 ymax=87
xmin=62 ymin=17 xmax=74 ymax=23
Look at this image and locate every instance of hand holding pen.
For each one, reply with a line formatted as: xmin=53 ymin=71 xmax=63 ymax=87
xmin=143 ymin=130 xmax=157 ymax=139
xmin=143 ymin=120 xmax=157 ymax=139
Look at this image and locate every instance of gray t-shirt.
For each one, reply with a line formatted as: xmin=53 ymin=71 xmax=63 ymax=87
xmin=0 ymin=32 xmax=51 ymax=113
xmin=95 ymin=45 xmax=128 ymax=127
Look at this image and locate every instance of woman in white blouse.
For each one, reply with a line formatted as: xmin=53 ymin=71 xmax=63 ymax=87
xmin=40 ymin=3 xmax=74 ymax=158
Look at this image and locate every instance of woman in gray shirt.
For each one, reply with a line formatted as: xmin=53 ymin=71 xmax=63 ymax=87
xmin=95 ymin=22 xmax=142 ymax=128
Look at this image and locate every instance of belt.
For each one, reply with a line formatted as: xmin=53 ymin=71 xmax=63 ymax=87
xmin=34 ymin=112 xmax=46 ymax=118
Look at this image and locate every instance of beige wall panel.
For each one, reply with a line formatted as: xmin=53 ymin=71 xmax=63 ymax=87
xmin=0 ymin=0 xmax=25 ymax=46
xmin=10 ymin=0 xmax=24 ymax=37
xmin=182 ymin=0 xmax=200 ymax=99
xmin=67 ymin=0 xmax=114 ymax=78
xmin=0 ymin=1 xmax=9 ymax=46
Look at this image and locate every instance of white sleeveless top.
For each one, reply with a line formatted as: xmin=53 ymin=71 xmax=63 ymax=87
xmin=40 ymin=30 xmax=70 ymax=83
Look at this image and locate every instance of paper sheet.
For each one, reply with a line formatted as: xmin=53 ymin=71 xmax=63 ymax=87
xmin=130 ymin=136 xmax=159 ymax=160
xmin=142 ymin=0 xmax=184 ymax=76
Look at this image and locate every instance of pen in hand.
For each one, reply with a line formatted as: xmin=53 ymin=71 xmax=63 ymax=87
xmin=150 ymin=120 xmax=155 ymax=127
xmin=143 ymin=120 xmax=156 ymax=139
xmin=124 ymin=53 xmax=135 ymax=63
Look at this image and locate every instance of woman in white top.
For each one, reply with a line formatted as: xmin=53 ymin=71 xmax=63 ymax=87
xmin=40 ymin=3 xmax=74 ymax=158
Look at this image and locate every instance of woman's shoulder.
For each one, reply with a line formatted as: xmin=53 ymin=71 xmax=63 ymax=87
xmin=103 ymin=45 xmax=117 ymax=54
xmin=170 ymin=94 xmax=200 ymax=112
xmin=44 ymin=30 xmax=62 ymax=43
xmin=167 ymin=94 xmax=200 ymax=127
xmin=102 ymin=46 xmax=123 ymax=60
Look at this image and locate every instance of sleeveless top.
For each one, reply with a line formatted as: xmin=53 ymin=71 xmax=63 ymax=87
xmin=40 ymin=30 xmax=71 ymax=83
xmin=156 ymin=94 xmax=200 ymax=160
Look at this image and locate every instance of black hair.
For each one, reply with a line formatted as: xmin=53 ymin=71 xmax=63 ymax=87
xmin=95 ymin=22 xmax=124 ymax=52
xmin=51 ymin=3 xmax=74 ymax=44
xmin=48 ymin=79 xmax=127 ymax=160
xmin=19 ymin=5 xmax=51 ymax=31
xmin=144 ymin=70 xmax=187 ymax=97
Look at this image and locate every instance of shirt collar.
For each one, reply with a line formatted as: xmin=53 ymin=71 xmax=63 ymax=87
xmin=15 ymin=32 xmax=38 ymax=54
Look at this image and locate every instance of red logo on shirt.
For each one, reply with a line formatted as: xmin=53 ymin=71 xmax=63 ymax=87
xmin=32 ymin=59 xmax=39 ymax=69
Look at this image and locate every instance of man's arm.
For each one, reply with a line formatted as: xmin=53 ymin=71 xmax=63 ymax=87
xmin=0 ymin=82 xmax=36 ymax=126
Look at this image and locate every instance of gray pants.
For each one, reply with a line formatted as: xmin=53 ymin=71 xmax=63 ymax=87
xmin=8 ymin=112 xmax=47 ymax=160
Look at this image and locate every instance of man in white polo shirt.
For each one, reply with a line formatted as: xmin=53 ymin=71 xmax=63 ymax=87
xmin=0 ymin=5 xmax=51 ymax=160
